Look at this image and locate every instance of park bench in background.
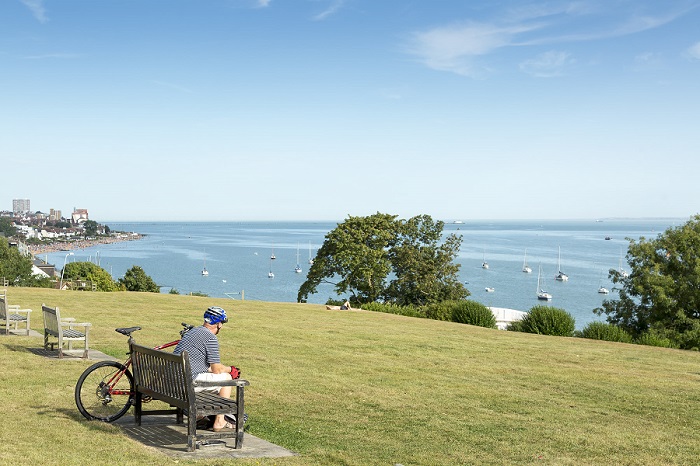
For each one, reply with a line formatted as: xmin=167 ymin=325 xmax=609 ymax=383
xmin=42 ymin=304 xmax=91 ymax=358
xmin=129 ymin=342 xmax=249 ymax=452
xmin=0 ymin=291 xmax=32 ymax=335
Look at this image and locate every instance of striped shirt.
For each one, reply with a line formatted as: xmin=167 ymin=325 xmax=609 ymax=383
xmin=173 ymin=326 xmax=221 ymax=380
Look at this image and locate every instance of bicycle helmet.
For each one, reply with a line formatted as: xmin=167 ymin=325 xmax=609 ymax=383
xmin=203 ymin=306 xmax=228 ymax=325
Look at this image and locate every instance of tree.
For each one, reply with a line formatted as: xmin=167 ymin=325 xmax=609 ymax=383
xmin=0 ymin=218 xmax=17 ymax=238
xmin=119 ymin=266 xmax=160 ymax=292
xmin=386 ymin=215 xmax=467 ymax=306
xmin=0 ymin=237 xmax=33 ymax=284
xmin=297 ymin=213 xmax=468 ymax=306
xmin=594 ymin=215 xmax=700 ymax=350
xmin=63 ymin=261 xmax=122 ymax=291
xmin=83 ymin=220 xmax=99 ymax=237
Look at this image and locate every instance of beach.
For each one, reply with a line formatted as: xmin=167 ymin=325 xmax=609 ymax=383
xmin=27 ymin=233 xmax=143 ymax=255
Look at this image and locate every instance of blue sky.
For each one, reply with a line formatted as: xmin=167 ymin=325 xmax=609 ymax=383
xmin=2 ymin=0 xmax=699 ymax=222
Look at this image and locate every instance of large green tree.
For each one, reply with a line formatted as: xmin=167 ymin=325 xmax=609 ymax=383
xmin=0 ymin=218 xmax=17 ymax=238
xmin=595 ymin=215 xmax=700 ymax=350
xmin=0 ymin=237 xmax=33 ymax=284
xmin=63 ymin=261 xmax=122 ymax=291
xmin=119 ymin=265 xmax=160 ymax=292
xmin=298 ymin=213 xmax=468 ymax=306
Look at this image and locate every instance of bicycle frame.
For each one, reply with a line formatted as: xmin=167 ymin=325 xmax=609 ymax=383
xmin=102 ymin=323 xmax=193 ymax=397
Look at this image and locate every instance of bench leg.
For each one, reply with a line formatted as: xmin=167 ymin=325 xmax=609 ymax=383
xmin=187 ymin=411 xmax=197 ymax=452
xmin=235 ymin=385 xmax=246 ymax=449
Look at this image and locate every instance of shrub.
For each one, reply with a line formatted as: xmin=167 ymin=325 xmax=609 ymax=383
xmin=635 ymin=332 xmax=679 ymax=349
xmin=579 ymin=321 xmax=633 ymax=343
xmin=450 ymin=300 xmax=497 ymax=329
xmin=362 ymin=302 xmax=422 ymax=318
xmin=514 ymin=305 xmax=575 ymax=336
xmin=424 ymin=301 xmax=455 ymax=321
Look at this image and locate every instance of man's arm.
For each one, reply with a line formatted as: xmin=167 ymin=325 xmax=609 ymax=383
xmin=209 ymin=362 xmax=231 ymax=374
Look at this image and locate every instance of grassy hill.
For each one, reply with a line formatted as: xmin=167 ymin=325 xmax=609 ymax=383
xmin=1 ymin=287 xmax=699 ymax=465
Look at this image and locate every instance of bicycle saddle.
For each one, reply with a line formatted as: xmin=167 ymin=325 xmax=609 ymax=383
xmin=115 ymin=326 xmax=142 ymax=336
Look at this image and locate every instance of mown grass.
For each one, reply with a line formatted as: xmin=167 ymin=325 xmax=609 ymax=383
xmin=1 ymin=287 xmax=699 ymax=465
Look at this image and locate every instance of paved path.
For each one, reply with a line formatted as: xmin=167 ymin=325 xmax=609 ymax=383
xmin=3 ymin=328 xmax=297 ymax=460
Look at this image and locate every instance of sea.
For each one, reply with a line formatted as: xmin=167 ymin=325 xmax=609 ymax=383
xmin=38 ymin=218 xmax=685 ymax=329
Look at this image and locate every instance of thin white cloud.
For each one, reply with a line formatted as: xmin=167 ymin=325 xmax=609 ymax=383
xmin=257 ymin=0 xmax=272 ymax=7
xmin=687 ymin=42 xmax=700 ymax=60
xmin=406 ymin=1 xmax=700 ymax=78
xmin=520 ymin=50 xmax=575 ymax=77
xmin=20 ymin=0 xmax=48 ymax=23
xmin=312 ymin=0 xmax=345 ymax=21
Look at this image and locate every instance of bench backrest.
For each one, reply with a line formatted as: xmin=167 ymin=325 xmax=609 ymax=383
xmin=42 ymin=305 xmax=61 ymax=336
xmin=129 ymin=342 xmax=195 ymax=411
xmin=0 ymin=295 xmax=7 ymax=319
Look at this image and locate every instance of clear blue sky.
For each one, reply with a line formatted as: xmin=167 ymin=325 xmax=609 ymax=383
xmin=2 ymin=0 xmax=699 ymax=222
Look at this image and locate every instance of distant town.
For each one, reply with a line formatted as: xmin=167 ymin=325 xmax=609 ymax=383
xmin=2 ymin=198 xmax=141 ymax=262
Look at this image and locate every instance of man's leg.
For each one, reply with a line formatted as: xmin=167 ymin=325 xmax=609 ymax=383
xmin=212 ymin=385 xmax=233 ymax=430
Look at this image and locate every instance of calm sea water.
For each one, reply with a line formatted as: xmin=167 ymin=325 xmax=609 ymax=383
xmin=40 ymin=218 xmax=684 ymax=329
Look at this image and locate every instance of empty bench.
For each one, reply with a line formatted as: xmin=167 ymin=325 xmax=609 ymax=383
xmin=129 ymin=342 xmax=250 ymax=452
xmin=42 ymin=304 xmax=91 ymax=358
xmin=0 ymin=292 xmax=32 ymax=335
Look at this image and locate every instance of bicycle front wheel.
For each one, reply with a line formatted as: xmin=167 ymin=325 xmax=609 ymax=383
xmin=75 ymin=360 xmax=134 ymax=422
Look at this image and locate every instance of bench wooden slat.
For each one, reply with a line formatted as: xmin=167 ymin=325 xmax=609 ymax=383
xmin=129 ymin=342 xmax=249 ymax=452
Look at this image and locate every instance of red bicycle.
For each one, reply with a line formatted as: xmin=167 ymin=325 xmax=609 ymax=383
xmin=75 ymin=322 xmax=194 ymax=422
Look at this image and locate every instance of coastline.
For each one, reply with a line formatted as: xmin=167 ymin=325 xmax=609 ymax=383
xmin=27 ymin=233 xmax=144 ymax=256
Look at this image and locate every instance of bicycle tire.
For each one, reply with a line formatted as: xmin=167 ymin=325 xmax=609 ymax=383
xmin=75 ymin=360 xmax=134 ymax=422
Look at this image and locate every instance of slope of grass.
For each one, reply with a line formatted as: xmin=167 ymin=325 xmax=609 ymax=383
xmin=1 ymin=287 xmax=699 ymax=465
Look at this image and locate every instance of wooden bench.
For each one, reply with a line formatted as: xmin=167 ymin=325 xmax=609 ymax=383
xmin=41 ymin=304 xmax=91 ymax=358
xmin=129 ymin=342 xmax=250 ymax=452
xmin=0 ymin=292 xmax=32 ymax=335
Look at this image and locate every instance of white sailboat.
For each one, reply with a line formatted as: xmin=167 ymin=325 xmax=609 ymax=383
xmin=268 ymin=258 xmax=274 ymax=279
xmin=555 ymin=246 xmax=568 ymax=281
xmin=201 ymin=250 xmax=209 ymax=276
xmin=482 ymin=250 xmax=489 ymax=269
xmin=598 ymin=269 xmax=609 ymax=294
xmin=294 ymin=243 xmax=302 ymax=273
xmin=618 ymin=249 xmax=629 ymax=278
xmin=308 ymin=241 xmax=314 ymax=265
xmin=537 ymin=265 xmax=552 ymax=300
xmin=270 ymin=245 xmax=276 ymax=260
xmin=522 ymin=249 xmax=532 ymax=273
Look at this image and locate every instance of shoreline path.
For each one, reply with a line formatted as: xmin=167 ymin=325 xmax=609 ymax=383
xmin=28 ymin=233 xmax=144 ymax=256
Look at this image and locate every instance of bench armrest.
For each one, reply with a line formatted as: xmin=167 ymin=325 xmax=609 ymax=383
xmin=60 ymin=321 xmax=92 ymax=329
xmin=193 ymin=378 xmax=250 ymax=388
xmin=8 ymin=307 xmax=31 ymax=314
xmin=61 ymin=317 xmax=76 ymax=322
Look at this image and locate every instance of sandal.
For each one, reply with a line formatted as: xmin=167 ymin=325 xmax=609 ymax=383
xmin=212 ymin=421 xmax=236 ymax=432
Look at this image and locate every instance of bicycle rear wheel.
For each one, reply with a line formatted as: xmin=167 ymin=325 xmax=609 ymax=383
xmin=75 ymin=360 xmax=134 ymax=422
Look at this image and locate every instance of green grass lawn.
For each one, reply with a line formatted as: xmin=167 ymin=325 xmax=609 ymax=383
xmin=1 ymin=287 xmax=699 ymax=465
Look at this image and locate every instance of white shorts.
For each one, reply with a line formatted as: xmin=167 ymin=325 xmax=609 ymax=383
xmin=193 ymin=372 xmax=232 ymax=393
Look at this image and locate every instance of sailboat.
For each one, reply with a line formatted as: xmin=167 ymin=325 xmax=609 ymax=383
xmin=555 ymin=246 xmax=568 ymax=281
xmin=201 ymin=250 xmax=209 ymax=276
xmin=268 ymin=257 xmax=274 ymax=279
xmin=308 ymin=241 xmax=314 ymax=265
xmin=537 ymin=265 xmax=552 ymax=300
xmin=598 ymin=269 xmax=609 ymax=294
xmin=522 ymin=249 xmax=532 ymax=273
xmin=270 ymin=245 xmax=276 ymax=261
xmin=294 ymin=243 xmax=302 ymax=273
xmin=618 ymin=249 xmax=629 ymax=278
xmin=482 ymin=250 xmax=489 ymax=269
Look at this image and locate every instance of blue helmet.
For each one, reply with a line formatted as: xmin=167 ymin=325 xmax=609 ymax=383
xmin=204 ymin=306 xmax=228 ymax=325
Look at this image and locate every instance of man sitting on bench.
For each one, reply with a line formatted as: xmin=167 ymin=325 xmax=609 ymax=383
xmin=173 ymin=306 xmax=240 ymax=432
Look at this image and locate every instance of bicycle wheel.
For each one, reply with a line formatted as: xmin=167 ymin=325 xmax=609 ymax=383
xmin=75 ymin=360 xmax=134 ymax=422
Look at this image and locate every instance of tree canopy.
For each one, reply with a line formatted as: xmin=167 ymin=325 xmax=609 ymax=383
xmin=298 ymin=213 xmax=468 ymax=306
xmin=595 ymin=215 xmax=700 ymax=350
xmin=63 ymin=261 xmax=122 ymax=291
xmin=0 ymin=237 xmax=33 ymax=284
xmin=119 ymin=265 xmax=160 ymax=292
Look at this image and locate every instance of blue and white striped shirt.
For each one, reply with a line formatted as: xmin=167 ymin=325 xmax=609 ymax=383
xmin=173 ymin=326 xmax=221 ymax=380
